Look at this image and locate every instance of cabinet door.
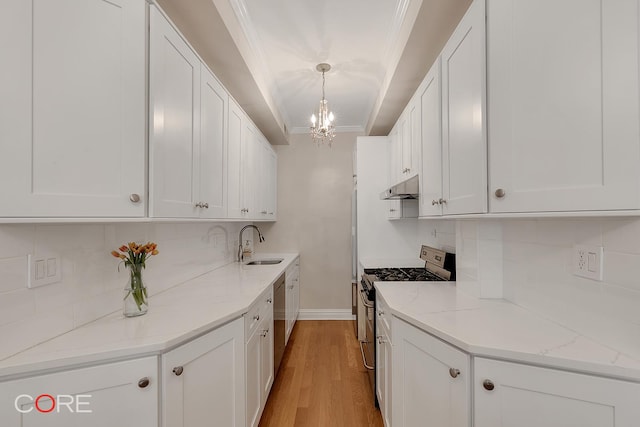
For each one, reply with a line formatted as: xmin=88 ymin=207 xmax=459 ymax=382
xmin=488 ymin=0 xmax=640 ymax=212
xmin=267 ymin=147 xmax=278 ymax=219
xmin=392 ymin=318 xmax=470 ymax=427
xmin=245 ymin=325 xmax=262 ymax=427
xmin=441 ymin=0 xmax=487 ymax=215
xmin=260 ymin=310 xmax=274 ymax=408
xmin=419 ymin=58 xmax=444 ymax=217
xmin=163 ymin=318 xmax=245 ymax=427
xmin=242 ymin=123 xmax=258 ymax=219
xmin=199 ymin=66 xmax=228 ymax=218
xmin=405 ymin=98 xmax=421 ymax=179
xmin=475 ymin=358 xmax=640 ymax=427
xmin=227 ymin=98 xmax=246 ymax=218
xmin=149 ymin=6 xmax=201 ymax=218
xmin=0 ymin=357 xmax=157 ymax=427
xmin=0 ymin=0 xmax=146 ymax=217
xmin=376 ymin=299 xmax=392 ymax=427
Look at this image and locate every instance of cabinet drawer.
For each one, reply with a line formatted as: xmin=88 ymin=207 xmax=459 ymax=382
xmin=376 ymin=294 xmax=392 ymax=340
xmin=245 ymin=286 xmax=273 ymax=340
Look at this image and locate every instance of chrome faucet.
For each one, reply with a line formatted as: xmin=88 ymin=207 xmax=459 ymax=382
xmin=237 ymin=225 xmax=265 ymax=262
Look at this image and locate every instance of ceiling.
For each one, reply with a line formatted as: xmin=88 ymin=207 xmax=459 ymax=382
xmin=156 ymin=0 xmax=472 ymax=144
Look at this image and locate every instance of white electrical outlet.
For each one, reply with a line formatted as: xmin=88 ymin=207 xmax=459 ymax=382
xmin=28 ymin=253 xmax=62 ymax=288
xmin=573 ymin=245 xmax=603 ymax=281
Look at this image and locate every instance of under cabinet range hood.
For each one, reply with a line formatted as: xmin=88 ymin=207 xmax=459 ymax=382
xmin=380 ymin=175 xmax=419 ymax=200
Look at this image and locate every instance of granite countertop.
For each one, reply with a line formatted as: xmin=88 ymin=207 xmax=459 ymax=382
xmin=375 ymin=281 xmax=640 ymax=382
xmin=0 ymin=253 xmax=299 ymax=380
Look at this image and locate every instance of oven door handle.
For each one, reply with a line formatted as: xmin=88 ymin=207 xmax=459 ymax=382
xmin=359 ymin=288 xmax=374 ymax=308
xmin=359 ymin=340 xmax=374 ymax=370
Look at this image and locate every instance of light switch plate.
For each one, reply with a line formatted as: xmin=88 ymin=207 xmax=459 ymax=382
xmin=28 ymin=253 xmax=62 ymax=288
xmin=573 ymin=245 xmax=603 ymax=281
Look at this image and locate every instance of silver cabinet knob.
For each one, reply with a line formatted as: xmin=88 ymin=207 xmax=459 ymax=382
xmin=202 ymin=202 xmax=209 ymax=209
xmin=129 ymin=194 xmax=141 ymax=203
xmin=389 ymin=209 xmax=397 ymax=212
xmin=483 ymin=379 xmax=495 ymax=391
xmin=266 ymin=297 xmax=272 ymax=303
xmin=438 ymin=198 xmax=447 ymax=205
xmin=449 ymin=368 xmax=460 ymax=378
xmin=173 ymin=366 xmax=184 ymax=376
xmin=138 ymin=377 xmax=150 ymax=388
xmin=495 ymin=188 xmax=506 ymax=198
xmin=261 ymin=210 xmax=267 ymax=214
xmin=377 ymin=336 xmax=386 ymax=344
xmin=377 ymin=309 xmax=384 ymax=316
xmin=195 ymin=202 xmax=202 ymax=208
xmin=253 ymin=314 xmax=260 ymax=321
xmin=261 ymin=328 xmax=269 ymax=337
xmin=432 ymin=199 xmax=439 ymax=206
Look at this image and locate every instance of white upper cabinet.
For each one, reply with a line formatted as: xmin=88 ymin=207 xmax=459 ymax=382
xmin=227 ymin=98 xmax=248 ymax=219
xmin=419 ymin=58 xmax=444 ymax=217
xmin=441 ymin=0 xmax=487 ymax=215
xmin=149 ymin=7 xmax=228 ymax=219
xmin=149 ymin=6 xmax=201 ymax=218
xmin=199 ymin=67 xmax=228 ymax=219
xmin=488 ymin=0 xmax=640 ymax=213
xmin=0 ymin=0 xmax=146 ymax=217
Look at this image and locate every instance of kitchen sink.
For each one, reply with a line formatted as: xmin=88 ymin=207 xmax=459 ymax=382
xmin=245 ymin=258 xmax=283 ymax=265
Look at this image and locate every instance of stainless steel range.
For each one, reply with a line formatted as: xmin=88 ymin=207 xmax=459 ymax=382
xmin=357 ymin=245 xmax=456 ymax=405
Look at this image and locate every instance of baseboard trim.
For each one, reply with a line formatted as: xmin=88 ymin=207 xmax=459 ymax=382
xmin=297 ymin=309 xmax=356 ymax=320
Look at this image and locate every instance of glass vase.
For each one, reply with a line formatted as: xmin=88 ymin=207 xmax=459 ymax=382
xmin=123 ymin=264 xmax=148 ymax=317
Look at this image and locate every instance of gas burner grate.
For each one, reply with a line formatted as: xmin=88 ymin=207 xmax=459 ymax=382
xmin=363 ymin=267 xmax=445 ymax=282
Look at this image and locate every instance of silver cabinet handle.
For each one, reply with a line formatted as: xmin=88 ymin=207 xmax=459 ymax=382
xmin=439 ymin=198 xmax=447 ymax=205
xmin=495 ymin=189 xmax=506 ymax=198
xmin=432 ymin=199 xmax=439 ymax=206
xmin=138 ymin=377 xmax=150 ymax=388
xmin=261 ymin=210 xmax=267 ymax=214
xmin=266 ymin=297 xmax=272 ymax=303
xmin=449 ymin=368 xmax=460 ymax=378
xmin=377 ymin=309 xmax=384 ymax=316
xmin=483 ymin=379 xmax=495 ymax=391
xmin=253 ymin=314 xmax=260 ymax=321
xmin=202 ymin=202 xmax=209 ymax=209
xmin=129 ymin=194 xmax=141 ymax=203
xmin=389 ymin=209 xmax=397 ymax=212
xmin=195 ymin=202 xmax=202 ymax=208
xmin=261 ymin=328 xmax=269 ymax=338
xmin=377 ymin=336 xmax=386 ymax=344
xmin=173 ymin=366 xmax=184 ymax=376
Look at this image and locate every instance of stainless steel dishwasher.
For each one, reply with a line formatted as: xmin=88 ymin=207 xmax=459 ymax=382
xmin=273 ymin=274 xmax=286 ymax=376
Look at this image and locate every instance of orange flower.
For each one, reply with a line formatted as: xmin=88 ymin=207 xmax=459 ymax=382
xmin=119 ymin=245 xmax=128 ymax=252
xmin=151 ymin=249 xmax=159 ymax=256
xmin=110 ymin=250 xmax=121 ymax=258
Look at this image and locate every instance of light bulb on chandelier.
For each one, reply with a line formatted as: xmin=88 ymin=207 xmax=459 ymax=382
xmin=310 ymin=63 xmax=336 ymax=146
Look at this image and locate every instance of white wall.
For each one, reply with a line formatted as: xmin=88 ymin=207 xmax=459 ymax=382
xmin=454 ymin=217 xmax=640 ymax=358
xmin=0 ymin=221 xmax=248 ymax=359
xmin=258 ymin=132 xmax=361 ymax=313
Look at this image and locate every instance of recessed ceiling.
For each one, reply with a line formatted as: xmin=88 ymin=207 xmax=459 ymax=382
xmin=157 ymin=0 xmax=473 ymax=144
xmin=231 ymin=0 xmax=418 ymax=134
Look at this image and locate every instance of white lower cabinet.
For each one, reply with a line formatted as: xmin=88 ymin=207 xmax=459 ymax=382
xmin=0 ymin=357 xmax=158 ymax=426
xmin=474 ymin=358 xmax=640 ymax=427
xmin=392 ymin=318 xmax=470 ymax=427
xmin=245 ymin=288 xmax=274 ymax=427
xmin=163 ymin=318 xmax=246 ymax=427
xmin=285 ymin=257 xmax=300 ymax=344
xmin=376 ymin=296 xmax=392 ymax=427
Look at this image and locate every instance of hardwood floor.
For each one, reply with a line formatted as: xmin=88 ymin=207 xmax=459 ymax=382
xmin=259 ymin=320 xmax=384 ymax=427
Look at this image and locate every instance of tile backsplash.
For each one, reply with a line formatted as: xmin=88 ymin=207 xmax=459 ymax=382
xmin=0 ymin=221 xmax=248 ymax=360
xmin=453 ymin=217 xmax=640 ymax=358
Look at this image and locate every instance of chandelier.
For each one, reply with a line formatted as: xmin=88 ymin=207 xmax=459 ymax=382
xmin=310 ymin=63 xmax=335 ymax=145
